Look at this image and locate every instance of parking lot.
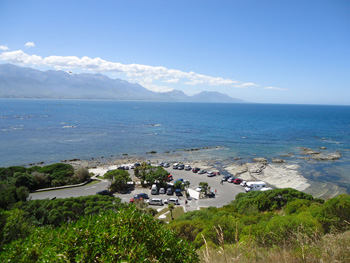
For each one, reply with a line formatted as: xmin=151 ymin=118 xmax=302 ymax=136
xmin=121 ymin=165 xmax=246 ymax=211
xmin=30 ymin=163 xmax=246 ymax=211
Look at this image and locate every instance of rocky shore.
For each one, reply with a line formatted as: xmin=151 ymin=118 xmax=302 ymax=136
xmin=25 ymin=145 xmax=348 ymax=200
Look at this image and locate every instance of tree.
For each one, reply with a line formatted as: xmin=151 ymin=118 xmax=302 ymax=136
xmin=71 ymin=168 xmax=90 ymax=184
xmin=199 ymin=182 xmax=210 ymax=194
xmin=174 ymin=180 xmax=184 ymax=190
xmin=16 ymin=186 xmax=29 ymax=202
xmin=183 ymin=180 xmax=190 ymax=189
xmin=168 ymin=203 xmax=175 ymax=220
xmin=14 ymin=173 xmax=37 ymax=191
xmin=109 ymin=170 xmax=131 ymax=193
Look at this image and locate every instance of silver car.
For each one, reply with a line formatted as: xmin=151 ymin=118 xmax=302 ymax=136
xmin=147 ymin=198 xmax=164 ymax=206
xmin=164 ymin=198 xmax=180 ymax=205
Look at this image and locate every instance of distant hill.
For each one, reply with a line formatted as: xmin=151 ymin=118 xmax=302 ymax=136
xmin=0 ymin=63 xmax=245 ymax=103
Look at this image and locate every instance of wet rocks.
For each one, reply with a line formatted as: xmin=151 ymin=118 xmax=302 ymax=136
xmin=311 ymin=151 xmax=341 ymax=161
xmin=299 ymin=147 xmax=341 ymax=161
xmin=272 ymin=158 xmax=286 ymax=163
xmin=282 ymin=153 xmax=294 ymax=157
xmin=252 ymin=157 xmax=268 ymax=164
xmin=300 ymin=147 xmax=321 ymax=155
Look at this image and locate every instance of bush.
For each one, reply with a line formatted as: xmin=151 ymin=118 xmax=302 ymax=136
xmin=0 ymin=208 xmax=199 ymax=262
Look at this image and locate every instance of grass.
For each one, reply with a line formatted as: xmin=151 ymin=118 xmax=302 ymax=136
xmin=198 ymin=228 xmax=350 ymax=263
xmin=155 ymin=206 xmax=185 ymax=222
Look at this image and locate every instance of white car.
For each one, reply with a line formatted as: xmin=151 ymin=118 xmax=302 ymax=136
xmin=163 ymin=163 xmax=170 ymax=168
xmin=240 ymin=180 xmax=247 ymax=187
xmin=198 ymin=169 xmax=206 ymax=174
xmin=164 ymin=198 xmax=180 ymax=205
xmin=206 ymin=171 xmax=215 ymax=177
xmin=184 ymin=165 xmax=191 ymax=171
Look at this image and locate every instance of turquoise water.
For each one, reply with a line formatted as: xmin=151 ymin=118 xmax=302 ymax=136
xmin=1 ymin=99 xmax=350 ymax=191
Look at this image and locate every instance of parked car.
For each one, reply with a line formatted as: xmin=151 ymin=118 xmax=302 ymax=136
xmin=184 ymin=165 xmax=191 ymax=171
xmin=177 ymin=164 xmax=185 ymax=170
xmin=151 ymin=184 xmax=158 ymax=195
xmin=159 ymin=187 xmax=166 ymax=194
xmin=175 ymin=189 xmax=182 ymax=196
xmin=198 ymin=169 xmax=207 ymax=174
xmin=96 ymin=190 xmax=114 ymax=196
xmin=166 ymin=187 xmax=174 ymax=195
xmin=165 ymin=174 xmax=173 ymax=182
xmin=207 ymin=171 xmax=215 ymax=177
xmin=130 ymin=194 xmax=144 ymax=203
xmin=240 ymin=180 xmax=247 ymax=187
xmin=207 ymin=191 xmax=215 ymax=198
xmin=222 ymin=175 xmax=232 ymax=181
xmin=163 ymin=163 xmax=170 ymax=168
xmin=192 ymin=167 xmax=200 ymax=173
xmin=164 ymin=198 xmax=180 ymax=205
xmin=138 ymin=193 xmax=149 ymax=199
xmin=173 ymin=163 xmax=179 ymax=169
xmin=117 ymin=166 xmax=125 ymax=170
xmin=228 ymin=177 xmax=235 ymax=183
xmin=147 ymin=198 xmax=164 ymax=206
xmin=158 ymin=162 xmax=164 ymax=167
xmin=233 ymin=178 xmax=243 ymax=184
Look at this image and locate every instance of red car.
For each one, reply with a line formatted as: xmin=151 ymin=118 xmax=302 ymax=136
xmin=192 ymin=167 xmax=200 ymax=173
xmin=233 ymin=178 xmax=243 ymax=184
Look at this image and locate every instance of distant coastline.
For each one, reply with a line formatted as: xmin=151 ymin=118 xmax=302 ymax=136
xmin=0 ymin=63 xmax=246 ymax=103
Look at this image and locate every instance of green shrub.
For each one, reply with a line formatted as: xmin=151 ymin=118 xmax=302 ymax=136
xmin=0 ymin=208 xmax=199 ymax=262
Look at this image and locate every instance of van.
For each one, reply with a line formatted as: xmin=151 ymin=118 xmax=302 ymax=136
xmin=173 ymin=163 xmax=179 ymax=169
xmin=147 ymin=198 xmax=163 ymax=206
xmin=245 ymin=181 xmax=266 ymax=192
xmin=151 ymin=184 xmax=158 ymax=195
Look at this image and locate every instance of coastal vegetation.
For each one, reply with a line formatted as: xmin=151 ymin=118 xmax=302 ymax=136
xmin=168 ymin=189 xmax=350 ymax=262
xmin=0 ymin=206 xmax=198 ymax=262
xmin=0 ymin=161 xmax=349 ymax=262
xmin=0 ymin=163 xmax=90 ymax=210
xmin=104 ymin=169 xmax=132 ymax=193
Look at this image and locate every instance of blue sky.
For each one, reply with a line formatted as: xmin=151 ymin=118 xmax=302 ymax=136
xmin=0 ymin=0 xmax=349 ymax=105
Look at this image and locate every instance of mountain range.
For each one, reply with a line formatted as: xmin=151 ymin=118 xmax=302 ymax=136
xmin=0 ymin=63 xmax=245 ymax=103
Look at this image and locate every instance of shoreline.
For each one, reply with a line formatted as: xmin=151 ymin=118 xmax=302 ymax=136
xmin=64 ymin=149 xmax=347 ymax=200
xmin=7 ymin=145 xmax=349 ymax=200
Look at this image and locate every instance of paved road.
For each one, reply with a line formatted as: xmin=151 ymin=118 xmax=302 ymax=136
xmin=29 ymin=180 xmax=111 ymax=200
xmin=29 ymin=166 xmax=245 ymax=210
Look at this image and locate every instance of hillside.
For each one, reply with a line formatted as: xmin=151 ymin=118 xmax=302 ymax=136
xmin=0 ymin=63 xmax=245 ymax=103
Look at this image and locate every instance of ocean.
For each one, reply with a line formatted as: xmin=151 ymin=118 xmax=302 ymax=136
xmin=1 ymin=99 xmax=350 ymax=192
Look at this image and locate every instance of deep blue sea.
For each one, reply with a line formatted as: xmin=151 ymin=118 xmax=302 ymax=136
xmin=1 ymin=99 xmax=350 ymax=192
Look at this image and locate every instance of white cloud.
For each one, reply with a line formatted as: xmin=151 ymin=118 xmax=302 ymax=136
xmin=0 ymin=49 xmax=260 ymax=90
xmin=264 ymin=86 xmax=289 ymax=91
xmin=25 ymin=42 xmax=35 ymax=48
xmin=0 ymin=45 xmax=9 ymax=50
